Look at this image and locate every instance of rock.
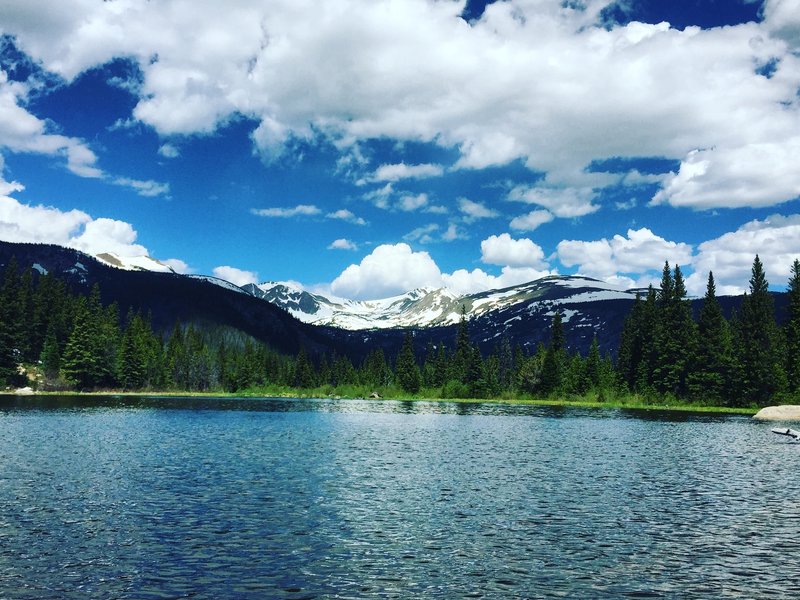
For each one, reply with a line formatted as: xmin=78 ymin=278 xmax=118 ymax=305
xmin=369 ymin=391 xmax=381 ymax=399
xmin=752 ymin=405 xmax=800 ymax=421
xmin=14 ymin=386 xmax=35 ymax=396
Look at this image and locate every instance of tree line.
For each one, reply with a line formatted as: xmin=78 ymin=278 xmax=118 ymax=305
xmin=1 ymin=254 xmax=799 ymax=407
xmin=617 ymin=256 xmax=800 ymax=407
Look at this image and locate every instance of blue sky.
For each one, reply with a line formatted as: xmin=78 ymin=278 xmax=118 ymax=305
xmin=0 ymin=0 xmax=799 ymax=299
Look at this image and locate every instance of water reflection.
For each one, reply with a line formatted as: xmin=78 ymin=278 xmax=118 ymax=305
xmin=0 ymin=393 xmax=749 ymax=422
xmin=0 ymin=394 xmax=787 ymax=599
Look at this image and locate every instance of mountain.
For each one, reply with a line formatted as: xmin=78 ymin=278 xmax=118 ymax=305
xmin=244 ymin=282 xmax=464 ymax=329
xmin=0 ymin=241 xmax=344 ymax=358
xmin=1 ymin=240 xmax=788 ymax=362
xmin=246 ymin=276 xmax=636 ymax=329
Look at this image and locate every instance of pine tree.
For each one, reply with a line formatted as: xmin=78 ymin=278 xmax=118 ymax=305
xmin=39 ymin=325 xmax=61 ymax=382
xmin=786 ymin=259 xmax=800 ymax=395
xmin=585 ymin=335 xmax=601 ymax=389
xmin=61 ymin=297 xmax=97 ymax=389
xmin=293 ymin=347 xmax=316 ymax=388
xmin=395 ymin=332 xmax=421 ymax=394
xmin=687 ymin=272 xmax=733 ymax=403
xmin=653 ymin=264 xmax=696 ymax=397
xmin=733 ymin=256 xmax=786 ymax=405
xmin=541 ymin=311 xmax=564 ymax=395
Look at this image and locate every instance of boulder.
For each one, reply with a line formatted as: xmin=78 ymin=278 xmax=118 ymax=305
xmin=14 ymin=386 xmax=35 ymax=396
xmin=752 ymin=405 xmax=800 ymax=421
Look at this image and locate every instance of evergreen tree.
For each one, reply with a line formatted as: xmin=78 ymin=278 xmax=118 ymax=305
xmin=40 ymin=325 xmax=61 ymax=381
xmin=688 ymin=272 xmax=733 ymax=403
xmin=61 ymin=297 xmax=97 ymax=389
xmin=395 ymin=332 xmax=421 ymax=394
xmin=541 ymin=311 xmax=564 ymax=395
xmin=585 ymin=335 xmax=601 ymax=389
xmin=653 ymin=264 xmax=696 ymax=397
xmin=733 ymin=256 xmax=786 ymax=405
xmin=293 ymin=347 xmax=316 ymax=388
xmin=786 ymin=259 xmax=800 ymax=395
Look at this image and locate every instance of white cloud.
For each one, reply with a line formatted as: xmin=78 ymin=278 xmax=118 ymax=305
xmin=163 ymin=258 xmax=192 ymax=274
xmin=212 ymin=265 xmax=258 ymax=287
xmin=687 ymin=214 xmax=800 ymax=295
xmin=397 ymin=193 xmax=429 ymax=212
xmin=3 ymin=0 xmax=800 ymax=210
xmin=404 ymin=223 xmax=439 ymax=244
xmin=510 ymin=209 xmax=554 ymax=231
xmin=557 ymin=228 xmax=693 ymax=282
xmin=330 ymin=243 xmax=442 ymax=300
xmin=113 ymin=177 xmax=171 ymax=198
xmin=328 ymin=238 xmax=358 ymax=250
xmin=0 ymin=193 xmax=158 ymax=258
xmin=508 ymin=185 xmax=599 ymax=218
xmin=158 ymin=143 xmax=180 ymax=158
xmin=763 ymin=0 xmax=800 ymax=48
xmin=326 ymin=208 xmax=367 ymax=225
xmin=481 ymin=233 xmax=548 ymax=269
xmin=251 ymin=204 xmax=321 ymax=218
xmin=443 ymin=265 xmax=555 ymax=295
xmin=0 ymin=70 xmax=103 ymax=178
xmin=371 ymin=162 xmax=444 ymax=182
xmin=458 ymin=197 xmax=498 ymax=221
xmin=652 ymin=140 xmax=800 ymax=209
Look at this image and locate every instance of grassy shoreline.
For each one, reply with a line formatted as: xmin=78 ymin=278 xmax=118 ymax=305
xmin=14 ymin=387 xmax=759 ymax=415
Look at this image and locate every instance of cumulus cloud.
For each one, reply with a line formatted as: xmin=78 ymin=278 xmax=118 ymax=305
xmin=113 ymin=177 xmax=171 ymax=198
xmin=508 ymin=185 xmax=599 ymax=218
xmin=328 ymin=238 xmax=358 ymax=250
xmin=397 ymin=193 xmax=429 ymax=212
xmin=652 ymin=141 xmax=800 ymax=209
xmin=370 ymin=162 xmax=444 ymax=182
xmin=458 ymin=197 xmax=498 ymax=221
xmin=162 ymin=257 xmax=192 ymax=274
xmin=0 ymin=70 xmax=103 ymax=178
xmin=510 ymin=209 xmax=554 ymax=231
xmin=481 ymin=233 xmax=548 ymax=269
xmin=212 ymin=265 xmax=258 ymax=287
xmin=251 ymin=204 xmax=321 ymax=218
xmin=326 ymin=209 xmax=367 ymax=225
xmin=443 ymin=265 xmax=555 ymax=295
xmin=557 ymin=228 xmax=693 ymax=283
xmin=4 ymin=0 xmax=798 ymax=210
xmin=0 ymin=193 xmax=159 ymax=258
xmin=158 ymin=143 xmax=180 ymax=158
xmin=686 ymin=214 xmax=800 ymax=295
xmin=330 ymin=243 xmax=443 ymax=300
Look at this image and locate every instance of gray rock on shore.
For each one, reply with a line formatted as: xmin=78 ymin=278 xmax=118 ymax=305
xmin=752 ymin=405 xmax=800 ymax=421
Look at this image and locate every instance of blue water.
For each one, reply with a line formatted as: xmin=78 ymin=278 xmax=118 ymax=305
xmin=1 ymin=396 xmax=798 ymax=598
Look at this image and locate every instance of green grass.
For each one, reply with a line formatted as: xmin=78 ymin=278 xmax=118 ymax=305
xmin=27 ymin=384 xmax=759 ymax=415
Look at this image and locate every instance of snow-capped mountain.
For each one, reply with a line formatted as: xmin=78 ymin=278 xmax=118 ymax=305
xmin=244 ymin=276 xmax=638 ymax=331
xmin=95 ymin=252 xmax=176 ymax=273
xmin=243 ymin=282 xmax=465 ymax=329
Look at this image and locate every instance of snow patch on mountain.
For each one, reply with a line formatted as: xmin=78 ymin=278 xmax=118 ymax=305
xmin=249 ymin=275 xmax=640 ymax=331
xmin=95 ymin=252 xmax=175 ymax=273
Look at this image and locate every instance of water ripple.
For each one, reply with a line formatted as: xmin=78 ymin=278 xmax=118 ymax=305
xmin=1 ymin=396 xmax=798 ymax=598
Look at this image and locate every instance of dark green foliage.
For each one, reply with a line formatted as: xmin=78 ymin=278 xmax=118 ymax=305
xmin=688 ymin=272 xmax=733 ymax=403
xmin=396 ymin=332 xmax=421 ymax=393
xmin=540 ymin=312 xmax=564 ymax=395
xmin=732 ymin=256 xmax=786 ymax=405
xmin=653 ymin=264 xmax=696 ymax=397
xmin=786 ymin=259 xmax=800 ymax=394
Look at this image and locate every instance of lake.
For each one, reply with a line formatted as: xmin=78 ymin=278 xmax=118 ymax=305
xmin=1 ymin=395 xmax=798 ymax=598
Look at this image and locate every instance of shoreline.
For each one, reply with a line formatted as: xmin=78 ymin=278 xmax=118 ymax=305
xmin=4 ymin=389 xmax=758 ymax=416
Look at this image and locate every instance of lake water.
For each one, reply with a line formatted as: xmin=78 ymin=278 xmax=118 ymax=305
xmin=1 ymin=395 xmax=798 ymax=599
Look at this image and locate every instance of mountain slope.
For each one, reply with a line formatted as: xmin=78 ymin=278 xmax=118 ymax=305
xmin=0 ymin=241 xmax=342 ymax=358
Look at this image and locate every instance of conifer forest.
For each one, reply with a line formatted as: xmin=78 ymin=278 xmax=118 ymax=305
xmin=2 ymin=255 xmax=799 ymax=409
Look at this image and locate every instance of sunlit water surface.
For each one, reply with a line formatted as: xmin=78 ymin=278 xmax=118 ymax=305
xmin=1 ymin=395 xmax=798 ymax=599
